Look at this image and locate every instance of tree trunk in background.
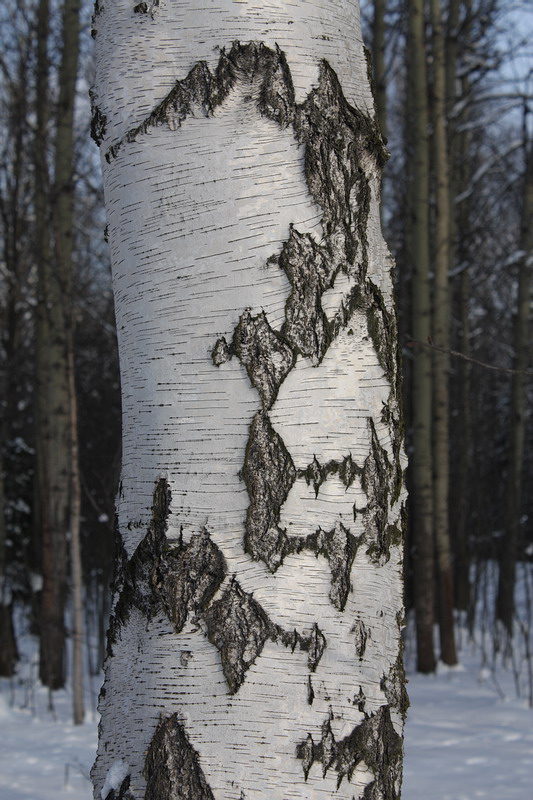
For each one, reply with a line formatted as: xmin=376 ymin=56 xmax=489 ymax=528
xmin=0 ymin=464 xmax=18 ymax=676
xmin=69 ymin=345 xmax=84 ymax=723
xmin=497 ymin=136 xmax=533 ymax=636
xmin=53 ymin=0 xmax=83 ymax=721
xmin=451 ymin=85 xmax=474 ymax=614
xmin=372 ymin=0 xmax=387 ymax=142
xmin=91 ymin=3 xmax=406 ymax=798
xmin=35 ymin=0 xmax=69 ymax=691
xmin=372 ymin=0 xmax=387 ymax=231
xmin=0 ymin=41 xmax=29 ymax=677
xmin=430 ymin=0 xmax=457 ymax=666
xmin=407 ymin=0 xmax=436 ymax=673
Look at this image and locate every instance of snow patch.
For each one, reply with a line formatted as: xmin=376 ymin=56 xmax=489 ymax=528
xmin=101 ymin=759 xmax=130 ymax=799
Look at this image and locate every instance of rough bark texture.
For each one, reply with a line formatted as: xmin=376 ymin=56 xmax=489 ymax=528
xmin=92 ymin=5 xmax=405 ymax=799
xmin=144 ymin=715 xmax=215 ymax=800
xmin=296 ymin=706 xmax=402 ymax=797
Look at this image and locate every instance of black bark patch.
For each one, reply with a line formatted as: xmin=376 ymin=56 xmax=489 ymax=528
xmin=89 ymin=89 xmax=107 ymax=147
xmin=103 ymin=775 xmax=134 ymax=800
xmin=296 ymin=706 xmax=402 ymax=797
xmin=272 ymin=620 xmax=327 ymax=672
xmin=242 ymin=411 xmax=295 ymax=571
xmin=361 ymin=421 xmax=394 ymax=564
xmin=366 ymin=281 xmax=397 ymax=386
xmin=133 ymin=0 xmax=159 ymax=14
xmin=158 ymin=528 xmax=227 ymax=633
xmin=144 ymin=714 xmax=215 ymax=800
xmin=305 ymin=622 xmax=327 ymax=672
xmin=302 ymin=455 xmax=325 ymax=497
xmin=91 ymin=1 xmax=103 ymax=37
xmin=256 ymin=45 xmax=295 ymax=128
xmin=204 ymin=578 xmax=326 ymax=692
xmin=381 ymin=653 xmax=409 ymax=720
xmin=287 ymin=523 xmax=357 ymax=611
xmin=277 ymin=522 xmax=359 ymax=611
xmin=277 ymin=227 xmax=334 ymax=363
xmin=211 ymin=337 xmax=231 ymax=367
xmin=307 ymin=675 xmax=315 ymax=705
xmin=107 ymin=479 xmax=227 ymax=649
xmin=204 ymin=579 xmax=271 ymax=694
xmin=338 ymin=453 xmax=363 ymax=489
xmin=104 ymin=43 xmax=295 ymax=162
xmin=232 ymin=310 xmax=295 ymax=408
xmin=353 ymin=686 xmax=366 ymax=712
xmin=300 ymin=733 xmax=315 ymax=780
xmin=107 ymin=480 xmax=170 ymax=652
xmin=321 ymin=522 xmax=358 ymax=611
xmin=298 ymin=454 xmax=363 ymax=495
xmin=293 ymin=61 xmax=385 ymax=274
xmin=351 ymin=619 xmax=369 ymax=661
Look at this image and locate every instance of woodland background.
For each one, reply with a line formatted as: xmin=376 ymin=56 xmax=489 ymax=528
xmin=0 ymin=0 xmax=532 ymax=723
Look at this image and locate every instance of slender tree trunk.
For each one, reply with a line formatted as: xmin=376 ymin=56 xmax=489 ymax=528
xmin=372 ymin=0 xmax=387 ymax=143
xmin=0 ymin=36 xmax=32 ymax=678
xmin=53 ymin=0 xmax=83 ymax=718
xmin=454 ymin=263 xmax=472 ymax=610
xmin=35 ymin=0 xmax=70 ymax=690
xmin=69 ymin=344 xmax=84 ymax=723
xmin=496 ymin=136 xmax=533 ymax=635
xmin=430 ymin=0 xmax=457 ymax=666
xmin=407 ymin=0 xmax=436 ymax=673
xmin=91 ymin=3 xmax=407 ymax=798
xmin=0 ymin=460 xmax=18 ymax=676
xmin=451 ymin=72 xmax=474 ymax=613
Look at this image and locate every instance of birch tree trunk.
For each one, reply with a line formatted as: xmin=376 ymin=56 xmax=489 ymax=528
xmin=91 ymin=3 xmax=406 ymax=799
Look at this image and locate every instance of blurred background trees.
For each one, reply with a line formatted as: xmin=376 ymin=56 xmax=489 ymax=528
xmin=0 ymin=0 xmax=120 ymax=716
xmin=362 ymin=0 xmax=533 ymax=674
xmin=0 ymin=0 xmax=531 ymax=707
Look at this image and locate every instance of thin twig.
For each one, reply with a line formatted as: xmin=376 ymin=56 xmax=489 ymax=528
xmin=405 ymin=339 xmax=533 ymax=377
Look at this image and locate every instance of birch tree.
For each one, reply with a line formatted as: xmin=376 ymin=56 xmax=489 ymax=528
xmin=91 ymin=2 xmax=406 ymax=799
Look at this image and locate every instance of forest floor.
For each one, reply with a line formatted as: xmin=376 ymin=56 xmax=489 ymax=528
xmin=0 ymin=622 xmax=532 ymax=800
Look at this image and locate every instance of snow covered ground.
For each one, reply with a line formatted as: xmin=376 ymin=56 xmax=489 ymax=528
xmin=0 ymin=630 xmax=532 ymax=800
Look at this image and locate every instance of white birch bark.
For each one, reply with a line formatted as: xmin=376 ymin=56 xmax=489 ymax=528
xmin=91 ymin=2 xmax=406 ymax=799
